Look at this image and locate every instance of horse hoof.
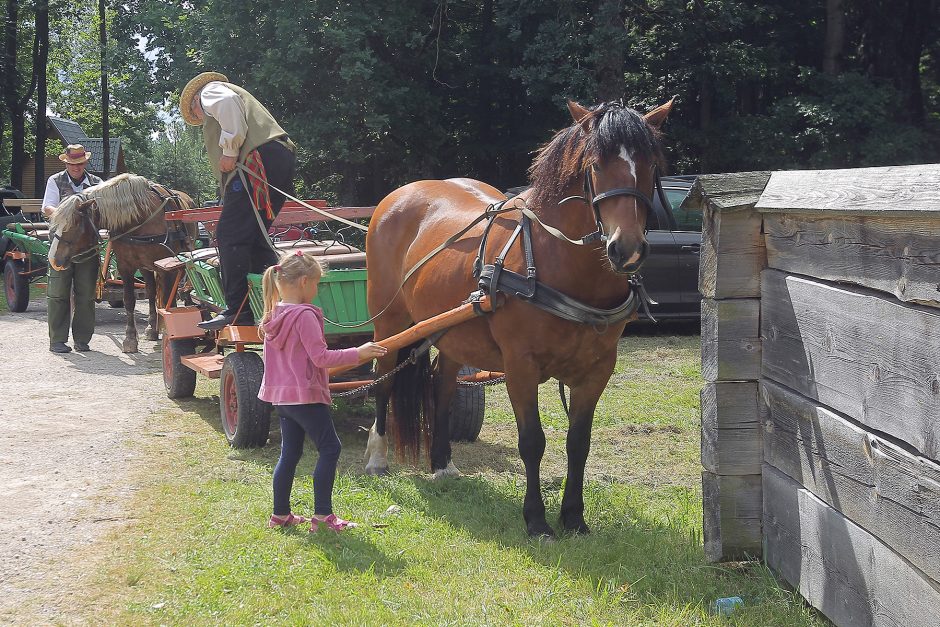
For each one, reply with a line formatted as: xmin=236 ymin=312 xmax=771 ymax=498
xmin=122 ymin=342 xmax=138 ymax=353
xmin=145 ymin=330 xmax=159 ymax=341
xmin=364 ymin=464 xmax=389 ymax=476
xmin=431 ymin=461 xmax=461 ymax=480
xmin=527 ymin=522 xmax=556 ymax=539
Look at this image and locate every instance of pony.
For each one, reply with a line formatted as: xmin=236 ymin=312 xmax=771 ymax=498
xmin=47 ymin=173 xmax=196 ymax=353
xmin=363 ymin=99 xmax=674 ymax=537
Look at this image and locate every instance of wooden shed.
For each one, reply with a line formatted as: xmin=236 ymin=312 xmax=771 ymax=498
xmin=694 ymin=165 xmax=940 ymax=626
xmin=19 ymin=116 xmax=126 ymax=198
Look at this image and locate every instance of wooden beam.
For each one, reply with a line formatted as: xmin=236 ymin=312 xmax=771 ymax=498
xmin=761 ymin=270 xmax=940 ymax=461
xmin=756 ymin=163 xmax=940 ymax=216
xmin=701 ymin=298 xmax=761 ymax=382
xmin=702 ymin=471 xmax=762 ymax=562
xmin=701 ymin=381 xmax=761 ymax=475
xmin=688 ymin=171 xmax=770 ymax=299
xmin=762 ymin=379 xmax=940 ymax=584
xmin=763 ymin=212 xmax=940 ymax=309
xmin=764 ymin=465 xmax=940 ymax=627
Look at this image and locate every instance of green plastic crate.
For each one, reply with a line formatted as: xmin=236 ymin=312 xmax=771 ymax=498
xmin=247 ymin=268 xmax=373 ymax=337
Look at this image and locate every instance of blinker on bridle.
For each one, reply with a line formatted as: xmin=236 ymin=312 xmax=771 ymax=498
xmin=558 ymin=162 xmax=666 ymax=245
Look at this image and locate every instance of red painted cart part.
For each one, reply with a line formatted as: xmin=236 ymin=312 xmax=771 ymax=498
xmin=180 ymin=353 xmax=224 ymax=379
xmin=158 ymin=306 xmax=206 ymax=339
xmin=329 ymin=295 xmax=494 ymax=379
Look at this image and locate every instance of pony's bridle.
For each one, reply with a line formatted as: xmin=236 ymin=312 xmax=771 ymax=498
xmin=48 ymin=194 xmax=102 ymax=263
xmin=560 ymin=163 xmax=668 ymax=244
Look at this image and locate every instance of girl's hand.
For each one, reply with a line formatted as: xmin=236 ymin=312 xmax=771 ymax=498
xmin=357 ymin=342 xmax=388 ymax=361
xmin=219 ymin=155 xmax=237 ymax=172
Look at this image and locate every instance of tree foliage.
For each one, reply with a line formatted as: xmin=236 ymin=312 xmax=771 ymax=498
xmin=3 ymin=0 xmax=940 ymax=202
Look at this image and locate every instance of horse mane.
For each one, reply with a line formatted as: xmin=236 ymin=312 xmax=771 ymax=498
xmin=527 ymin=102 xmax=665 ymax=209
xmin=51 ymin=173 xmax=157 ymax=233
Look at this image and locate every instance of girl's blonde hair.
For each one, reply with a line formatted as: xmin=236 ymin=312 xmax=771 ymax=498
xmin=260 ymin=249 xmax=325 ymax=330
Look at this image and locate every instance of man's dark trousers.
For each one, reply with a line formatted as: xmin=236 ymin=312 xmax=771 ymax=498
xmin=215 ymin=140 xmax=296 ymax=321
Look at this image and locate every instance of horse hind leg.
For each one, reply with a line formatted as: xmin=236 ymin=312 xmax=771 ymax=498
xmin=121 ymin=265 xmax=140 ymax=353
xmin=364 ymin=351 xmax=398 ymax=476
xmin=431 ymin=354 xmax=461 ymax=480
xmin=144 ymin=270 xmax=161 ymax=341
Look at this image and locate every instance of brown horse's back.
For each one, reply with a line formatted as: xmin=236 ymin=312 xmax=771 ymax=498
xmin=366 ymin=179 xmax=510 ymax=370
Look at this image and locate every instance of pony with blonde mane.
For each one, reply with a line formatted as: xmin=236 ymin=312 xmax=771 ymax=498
xmin=49 ymin=173 xmax=196 ymax=352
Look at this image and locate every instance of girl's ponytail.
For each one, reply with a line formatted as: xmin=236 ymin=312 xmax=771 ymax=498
xmin=259 ymin=264 xmax=281 ymax=336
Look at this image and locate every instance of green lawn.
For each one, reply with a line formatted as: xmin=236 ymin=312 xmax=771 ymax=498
xmin=75 ymin=330 xmax=821 ymax=625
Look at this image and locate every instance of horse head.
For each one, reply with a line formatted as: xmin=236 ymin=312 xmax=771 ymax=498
xmin=531 ymin=98 xmax=674 ymax=275
xmin=47 ymin=194 xmax=99 ymax=271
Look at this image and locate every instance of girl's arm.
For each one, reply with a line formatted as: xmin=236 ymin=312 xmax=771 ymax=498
xmin=297 ymin=312 xmax=360 ymax=368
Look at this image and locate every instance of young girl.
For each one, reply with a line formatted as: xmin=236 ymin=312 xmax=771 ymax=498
xmin=258 ymin=249 xmax=387 ymax=532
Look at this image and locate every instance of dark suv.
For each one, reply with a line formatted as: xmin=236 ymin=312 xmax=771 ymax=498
xmin=641 ymin=175 xmax=701 ymax=320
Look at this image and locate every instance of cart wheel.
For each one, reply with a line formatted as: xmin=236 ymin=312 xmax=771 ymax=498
xmin=219 ymin=352 xmax=271 ymax=448
xmin=162 ymin=335 xmax=198 ymax=399
xmin=3 ymin=260 xmax=29 ymax=312
xmin=108 ymin=298 xmax=124 ymax=308
xmin=449 ymin=366 xmax=485 ymax=442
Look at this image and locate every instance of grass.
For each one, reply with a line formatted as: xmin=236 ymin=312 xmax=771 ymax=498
xmin=59 ymin=327 xmax=822 ymax=625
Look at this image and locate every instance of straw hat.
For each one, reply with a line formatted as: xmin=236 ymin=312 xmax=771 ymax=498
xmin=180 ymin=71 xmax=229 ymax=125
xmin=59 ymin=144 xmax=91 ymax=164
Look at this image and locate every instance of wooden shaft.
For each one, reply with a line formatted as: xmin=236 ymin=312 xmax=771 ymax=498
xmin=329 ymin=369 xmax=505 ymax=392
xmin=329 ymin=296 xmax=492 ymax=378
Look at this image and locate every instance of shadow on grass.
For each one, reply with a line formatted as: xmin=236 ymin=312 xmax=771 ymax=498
xmin=269 ymin=525 xmax=407 ymax=577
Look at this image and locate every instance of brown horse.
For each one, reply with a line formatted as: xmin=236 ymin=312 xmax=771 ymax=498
xmin=363 ymin=99 xmax=674 ymax=537
xmin=47 ymin=173 xmax=196 ymax=353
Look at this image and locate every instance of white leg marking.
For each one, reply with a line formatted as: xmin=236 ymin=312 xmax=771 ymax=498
xmin=364 ymin=421 xmax=389 ymax=475
xmin=432 ymin=461 xmax=461 ymax=480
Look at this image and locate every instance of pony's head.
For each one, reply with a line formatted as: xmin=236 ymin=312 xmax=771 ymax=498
xmin=47 ymin=173 xmax=158 ymax=270
xmin=529 ymin=98 xmax=673 ymax=274
xmin=47 ymin=193 xmax=99 ymax=271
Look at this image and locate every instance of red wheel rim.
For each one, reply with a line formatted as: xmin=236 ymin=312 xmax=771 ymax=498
xmin=4 ymin=268 xmax=15 ymax=304
xmin=162 ymin=337 xmax=172 ymax=387
xmin=223 ymin=371 xmax=238 ymax=436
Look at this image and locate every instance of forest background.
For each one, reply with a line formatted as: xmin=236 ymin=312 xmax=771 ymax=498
xmin=2 ymin=0 xmax=939 ymax=205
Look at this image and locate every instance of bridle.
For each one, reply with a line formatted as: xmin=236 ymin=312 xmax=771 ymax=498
xmin=559 ymin=162 xmax=669 ymax=245
xmin=48 ymin=194 xmax=101 ymax=263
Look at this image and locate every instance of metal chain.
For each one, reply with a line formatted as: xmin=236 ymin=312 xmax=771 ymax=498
xmin=333 ymin=366 xmax=506 ymax=399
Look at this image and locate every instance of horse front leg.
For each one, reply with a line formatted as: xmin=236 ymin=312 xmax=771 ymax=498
xmin=431 ymin=355 xmax=461 ymax=479
xmin=143 ymin=270 xmax=161 ymax=341
xmin=121 ymin=266 xmax=139 ymax=353
xmin=558 ymin=361 xmax=613 ymax=534
xmin=504 ymin=359 xmax=553 ymax=538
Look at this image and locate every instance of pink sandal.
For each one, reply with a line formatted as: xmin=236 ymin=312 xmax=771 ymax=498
xmin=268 ymin=513 xmax=309 ymax=528
xmin=310 ymin=514 xmax=358 ymax=533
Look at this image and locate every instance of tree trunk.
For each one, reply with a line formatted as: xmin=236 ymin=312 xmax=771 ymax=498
xmin=100 ymin=0 xmax=110 ymax=177
xmin=822 ymin=0 xmax=844 ymax=75
xmin=33 ymin=0 xmax=49 ymax=191
xmin=3 ymin=0 xmax=38 ymax=191
xmin=594 ymin=0 xmax=626 ymax=102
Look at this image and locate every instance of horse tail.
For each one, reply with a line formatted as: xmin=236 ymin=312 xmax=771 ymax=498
xmin=389 ymin=340 xmax=435 ymax=466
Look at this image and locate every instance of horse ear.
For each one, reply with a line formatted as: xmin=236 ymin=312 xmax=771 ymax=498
xmin=644 ymin=97 xmax=676 ymax=129
xmin=567 ymin=100 xmax=593 ymax=131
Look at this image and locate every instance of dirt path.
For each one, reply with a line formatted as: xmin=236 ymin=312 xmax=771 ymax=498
xmin=0 ymin=297 xmax=167 ymax=621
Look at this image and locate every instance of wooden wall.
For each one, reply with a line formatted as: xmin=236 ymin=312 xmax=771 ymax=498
xmin=700 ymin=163 xmax=940 ymax=626
xmin=688 ymin=171 xmax=769 ymax=561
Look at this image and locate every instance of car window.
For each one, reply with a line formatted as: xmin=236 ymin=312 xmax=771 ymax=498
xmin=667 ymin=188 xmax=702 ymax=232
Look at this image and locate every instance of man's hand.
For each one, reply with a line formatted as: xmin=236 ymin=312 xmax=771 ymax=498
xmin=220 ymin=155 xmax=237 ymax=173
xmin=42 ymin=206 xmax=54 ymax=218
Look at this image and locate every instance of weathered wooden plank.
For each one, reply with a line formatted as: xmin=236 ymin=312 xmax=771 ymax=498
xmin=700 ymin=208 xmax=766 ymax=299
xmin=702 ymin=471 xmax=762 ymax=562
xmin=690 ymin=171 xmax=769 ymax=299
xmin=701 ymin=381 xmax=761 ymax=475
xmin=764 ymin=212 xmax=940 ymax=308
xmin=761 ymin=269 xmax=940 ymax=461
xmin=763 ymin=465 xmax=940 ymax=627
xmin=701 ymin=298 xmax=761 ymax=382
xmin=756 ymin=163 xmax=940 ymax=216
xmin=761 ymin=379 xmax=940 ymax=583
xmin=684 ymin=171 xmax=772 ymax=212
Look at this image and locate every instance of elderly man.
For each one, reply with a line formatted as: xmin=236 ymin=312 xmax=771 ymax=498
xmin=41 ymin=144 xmax=103 ymax=353
xmin=180 ymin=72 xmax=297 ymax=330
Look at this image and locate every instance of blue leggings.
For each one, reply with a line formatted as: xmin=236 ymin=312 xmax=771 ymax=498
xmin=272 ymin=404 xmax=341 ymax=516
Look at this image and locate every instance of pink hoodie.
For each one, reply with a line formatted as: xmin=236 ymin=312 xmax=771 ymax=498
xmin=257 ymin=303 xmax=360 ymax=405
